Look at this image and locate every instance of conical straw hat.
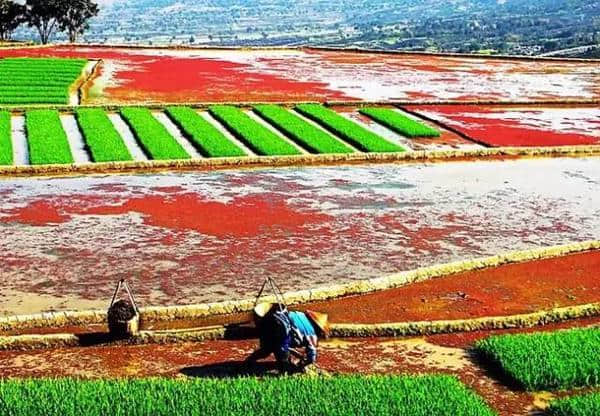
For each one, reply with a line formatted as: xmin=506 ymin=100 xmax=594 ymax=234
xmin=254 ymin=302 xmax=275 ymax=318
xmin=306 ymin=310 xmax=329 ymax=335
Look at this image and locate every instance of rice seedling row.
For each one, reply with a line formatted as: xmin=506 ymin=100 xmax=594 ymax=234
xmin=75 ymin=109 xmax=133 ymax=162
xmin=475 ymin=327 xmax=600 ymax=391
xmin=253 ymin=104 xmax=354 ymax=154
xmin=166 ymin=107 xmax=246 ymax=157
xmin=209 ymin=105 xmax=301 ymax=156
xmin=548 ymin=392 xmax=600 ymax=416
xmin=360 ymin=107 xmax=441 ymax=138
xmin=295 ymin=104 xmax=405 ymax=153
xmin=120 ymin=108 xmax=190 ymax=160
xmin=0 ymin=58 xmax=87 ymax=105
xmin=0 ymin=111 xmax=12 ymax=165
xmin=0 ymin=375 xmax=495 ymax=416
xmin=25 ymin=110 xmax=74 ymax=165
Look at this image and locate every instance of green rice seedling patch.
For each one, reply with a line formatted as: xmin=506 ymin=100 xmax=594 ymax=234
xmin=295 ymin=104 xmax=404 ymax=153
xmin=254 ymin=104 xmax=354 ymax=154
xmin=475 ymin=327 xmax=600 ymax=391
xmin=0 ymin=58 xmax=87 ymax=105
xmin=120 ymin=108 xmax=190 ymax=160
xmin=166 ymin=107 xmax=246 ymax=157
xmin=548 ymin=392 xmax=600 ymax=416
xmin=360 ymin=107 xmax=441 ymax=138
xmin=25 ymin=110 xmax=74 ymax=165
xmin=76 ymin=109 xmax=132 ymax=162
xmin=0 ymin=375 xmax=495 ymax=416
xmin=0 ymin=111 xmax=11 ymax=165
xmin=209 ymin=105 xmax=301 ymax=156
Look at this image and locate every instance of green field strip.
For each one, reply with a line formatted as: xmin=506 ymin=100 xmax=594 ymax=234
xmin=548 ymin=392 xmax=600 ymax=416
xmin=25 ymin=110 xmax=74 ymax=165
xmin=0 ymin=58 xmax=87 ymax=105
xmin=165 ymin=107 xmax=246 ymax=158
xmin=253 ymin=104 xmax=355 ymax=154
xmin=476 ymin=327 xmax=600 ymax=391
xmin=76 ymin=109 xmax=133 ymax=163
xmin=208 ymin=105 xmax=301 ymax=156
xmin=360 ymin=107 xmax=441 ymax=138
xmin=295 ymin=104 xmax=405 ymax=153
xmin=120 ymin=108 xmax=190 ymax=160
xmin=0 ymin=375 xmax=495 ymax=416
xmin=0 ymin=111 xmax=12 ymax=165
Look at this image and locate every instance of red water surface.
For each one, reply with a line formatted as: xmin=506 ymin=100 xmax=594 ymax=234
xmin=406 ymin=105 xmax=600 ymax=147
xmin=0 ymin=192 xmax=331 ymax=238
xmin=0 ymin=46 xmax=351 ymax=103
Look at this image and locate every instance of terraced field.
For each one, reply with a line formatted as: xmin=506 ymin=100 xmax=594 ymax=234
xmin=0 ymin=105 xmax=442 ymax=166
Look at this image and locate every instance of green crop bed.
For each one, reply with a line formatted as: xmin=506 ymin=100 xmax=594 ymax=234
xmin=0 ymin=58 xmax=87 ymax=105
xmin=254 ymin=105 xmax=354 ymax=154
xmin=0 ymin=375 xmax=495 ymax=416
xmin=166 ymin=107 xmax=246 ymax=157
xmin=475 ymin=327 xmax=600 ymax=391
xmin=120 ymin=108 xmax=190 ymax=160
xmin=548 ymin=392 xmax=600 ymax=416
xmin=76 ymin=109 xmax=132 ymax=162
xmin=360 ymin=107 xmax=441 ymax=138
xmin=295 ymin=104 xmax=404 ymax=153
xmin=25 ymin=110 xmax=74 ymax=165
xmin=209 ymin=105 xmax=301 ymax=156
xmin=0 ymin=111 xmax=12 ymax=165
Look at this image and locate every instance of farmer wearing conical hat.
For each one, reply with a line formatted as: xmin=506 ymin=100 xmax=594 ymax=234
xmin=246 ymin=302 xmax=329 ymax=373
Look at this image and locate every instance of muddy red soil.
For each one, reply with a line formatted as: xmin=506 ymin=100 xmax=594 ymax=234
xmin=407 ymin=105 xmax=600 ymax=147
xmin=1 ymin=318 xmax=598 ymax=416
xmin=306 ymin=250 xmax=600 ymax=324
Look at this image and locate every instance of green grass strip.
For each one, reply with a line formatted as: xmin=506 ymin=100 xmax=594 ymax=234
xmin=475 ymin=327 xmax=600 ymax=391
xmin=209 ymin=105 xmax=301 ymax=156
xmin=0 ymin=111 xmax=12 ymax=165
xmin=76 ymin=109 xmax=132 ymax=162
xmin=120 ymin=108 xmax=190 ymax=160
xmin=0 ymin=375 xmax=495 ymax=416
xmin=360 ymin=107 xmax=441 ymax=138
xmin=166 ymin=107 xmax=246 ymax=158
xmin=295 ymin=104 xmax=404 ymax=153
xmin=254 ymin=104 xmax=354 ymax=154
xmin=25 ymin=110 xmax=74 ymax=165
xmin=548 ymin=392 xmax=600 ymax=416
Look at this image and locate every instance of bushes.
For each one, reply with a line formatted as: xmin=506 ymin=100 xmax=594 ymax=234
xmin=475 ymin=327 xmax=600 ymax=391
xmin=548 ymin=393 xmax=600 ymax=416
xmin=0 ymin=111 xmax=12 ymax=165
xmin=254 ymin=104 xmax=354 ymax=154
xmin=166 ymin=107 xmax=246 ymax=157
xmin=359 ymin=107 xmax=441 ymax=138
xmin=209 ymin=105 xmax=301 ymax=156
xmin=0 ymin=58 xmax=87 ymax=105
xmin=25 ymin=110 xmax=74 ymax=165
xmin=120 ymin=108 xmax=190 ymax=160
xmin=294 ymin=104 xmax=404 ymax=153
xmin=0 ymin=375 xmax=495 ymax=416
xmin=76 ymin=109 xmax=132 ymax=162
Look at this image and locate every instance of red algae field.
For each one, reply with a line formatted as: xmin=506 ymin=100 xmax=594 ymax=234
xmin=1 ymin=46 xmax=600 ymax=104
xmin=407 ymin=105 xmax=600 ymax=147
xmin=1 ymin=157 xmax=599 ymax=315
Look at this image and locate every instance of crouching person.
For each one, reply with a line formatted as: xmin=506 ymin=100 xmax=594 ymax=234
xmin=246 ymin=302 xmax=329 ymax=374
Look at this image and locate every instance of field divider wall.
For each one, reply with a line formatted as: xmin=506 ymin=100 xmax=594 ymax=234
xmin=0 ymin=303 xmax=599 ymax=351
xmin=0 ymin=145 xmax=599 ymax=176
xmin=1 ymin=240 xmax=599 ymax=334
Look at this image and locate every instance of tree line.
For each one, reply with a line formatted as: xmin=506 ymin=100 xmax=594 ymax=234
xmin=0 ymin=0 xmax=98 ymax=44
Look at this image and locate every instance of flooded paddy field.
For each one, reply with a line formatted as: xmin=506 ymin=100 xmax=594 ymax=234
xmin=0 ymin=157 xmax=599 ymax=315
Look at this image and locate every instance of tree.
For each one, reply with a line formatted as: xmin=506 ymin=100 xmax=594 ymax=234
xmin=58 ymin=0 xmax=99 ymax=43
xmin=24 ymin=0 xmax=62 ymax=44
xmin=0 ymin=0 xmax=25 ymax=42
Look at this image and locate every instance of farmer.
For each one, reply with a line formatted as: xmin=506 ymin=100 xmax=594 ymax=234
xmin=246 ymin=303 xmax=329 ymax=373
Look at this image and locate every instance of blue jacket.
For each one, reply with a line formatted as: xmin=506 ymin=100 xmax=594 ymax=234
xmin=285 ymin=311 xmax=319 ymax=364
